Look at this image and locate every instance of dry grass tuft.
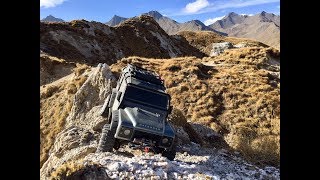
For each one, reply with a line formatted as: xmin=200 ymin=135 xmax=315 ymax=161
xmin=73 ymin=63 xmax=90 ymax=76
xmin=50 ymin=161 xmax=84 ymax=179
xmin=51 ymin=160 xmax=107 ymax=180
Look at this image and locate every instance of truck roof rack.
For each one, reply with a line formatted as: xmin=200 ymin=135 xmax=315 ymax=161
xmin=124 ymin=64 xmax=164 ymax=86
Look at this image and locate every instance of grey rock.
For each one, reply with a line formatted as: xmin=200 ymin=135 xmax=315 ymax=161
xmin=210 ymin=42 xmax=234 ymax=56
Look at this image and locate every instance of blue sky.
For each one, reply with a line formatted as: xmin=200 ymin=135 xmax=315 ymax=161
xmin=40 ymin=0 xmax=280 ymax=25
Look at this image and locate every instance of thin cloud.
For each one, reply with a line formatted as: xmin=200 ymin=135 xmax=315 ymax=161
xmin=175 ymin=0 xmax=279 ymax=16
xmin=40 ymin=0 xmax=67 ymax=8
xmin=204 ymin=16 xmax=225 ymax=25
xmin=184 ymin=0 xmax=210 ymax=14
xmin=240 ymin=13 xmax=253 ymax=16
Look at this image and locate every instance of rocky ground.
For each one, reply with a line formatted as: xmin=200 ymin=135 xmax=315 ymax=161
xmin=84 ymin=143 xmax=280 ymax=179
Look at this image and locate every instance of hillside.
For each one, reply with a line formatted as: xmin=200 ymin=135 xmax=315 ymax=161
xmin=209 ymin=12 xmax=280 ymax=49
xmin=40 ymin=15 xmax=205 ymax=65
xmin=40 ymin=49 xmax=280 ymax=178
xmin=111 ymin=47 xmax=280 ymax=167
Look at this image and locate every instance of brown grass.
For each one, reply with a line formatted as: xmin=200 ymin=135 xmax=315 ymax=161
xmin=50 ymin=161 xmax=84 ymax=179
xmin=40 ymin=54 xmax=77 ymax=86
xmin=50 ymin=160 xmax=107 ymax=180
xmin=110 ymin=47 xmax=280 ymax=167
xmin=40 ymin=67 xmax=89 ymax=168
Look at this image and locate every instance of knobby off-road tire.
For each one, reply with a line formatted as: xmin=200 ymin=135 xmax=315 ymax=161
xmin=96 ymin=124 xmax=116 ymax=152
xmin=162 ymin=139 xmax=177 ymax=161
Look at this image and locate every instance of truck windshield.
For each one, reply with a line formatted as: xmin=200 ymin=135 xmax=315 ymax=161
xmin=123 ymin=85 xmax=169 ymax=110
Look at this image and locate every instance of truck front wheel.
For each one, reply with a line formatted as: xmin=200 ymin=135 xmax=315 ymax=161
xmin=161 ymin=140 xmax=177 ymax=161
xmin=96 ymin=124 xmax=116 ymax=152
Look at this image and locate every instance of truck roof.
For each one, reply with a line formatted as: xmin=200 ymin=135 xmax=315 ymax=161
xmin=121 ymin=64 xmax=166 ymax=92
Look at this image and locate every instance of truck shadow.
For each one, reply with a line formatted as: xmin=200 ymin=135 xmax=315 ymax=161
xmin=178 ymin=122 xmax=232 ymax=156
xmin=113 ymin=150 xmax=135 ymax=158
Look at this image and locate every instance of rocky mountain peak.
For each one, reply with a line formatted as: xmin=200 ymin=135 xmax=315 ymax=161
xmin=106 ymin=15 xmax=128 ymax=26
xmin=226 ymin=12 xmax=239 ymax=18
xmin=192 ymin=20 xmax=204 ymax=25
xmin=260 ymin=11 xmax=267 ymax=16
xmin=41 ymin=15 xmax=64 ymax=22
xmin=144 ymin=10 xmax=163 ymax=19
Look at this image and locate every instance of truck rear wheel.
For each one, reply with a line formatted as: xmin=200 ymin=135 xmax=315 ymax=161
xmin=162 ymin=140 xmax=177 ymax=161
xmin=96 ymin=124 xmax=116 ymax=152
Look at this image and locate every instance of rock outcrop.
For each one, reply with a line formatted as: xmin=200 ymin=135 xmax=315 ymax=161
xmin=40 ymin=64 xmax=114 ymax=179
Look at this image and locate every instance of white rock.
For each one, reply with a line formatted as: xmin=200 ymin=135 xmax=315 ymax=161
xmin=107 ymin=162 xmax=121 ymax=171
xmin=210 ymin=42 xmax=233 ymax=56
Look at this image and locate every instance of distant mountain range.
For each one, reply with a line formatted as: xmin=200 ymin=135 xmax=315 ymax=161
xmin=106 ymin=11 xmax=226 ymax=36
xmin=105 ymin=11 xmax=279 ymax=49
xmin=41 ymin=11 xmax=280 ymax=49
xmin=209 ymin=11 xmax=280 ymax=49
xmin=41 ymin=15 xmax=65 ymax=22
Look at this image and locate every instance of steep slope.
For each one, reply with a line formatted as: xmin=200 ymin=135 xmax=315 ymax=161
xmin=209 ymin=12 xmax=280 ymax=49
xmin=105 ymin=15 xmax=128 ymax=26
xmin=40 ymin=15 xmax=205 ymax=65
xmin=40 ymin=61 xmax=280 ymax=179
xmin=41 ymin=15 xmax=65 ymax=22
xmin=40 ymin=62 xmax=91 ymax=168
xmin=111 ymin=47 xmax=280 ymax=167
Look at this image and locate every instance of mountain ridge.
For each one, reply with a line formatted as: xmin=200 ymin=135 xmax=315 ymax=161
xmin=209 ymin=12 xmax=280 ymax=49
xmin=40 ymin=15 xmax=205 ymax=65
xmin=106 ymin=10 xmax=226 ymax=36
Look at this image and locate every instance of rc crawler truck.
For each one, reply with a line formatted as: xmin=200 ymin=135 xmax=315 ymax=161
xmin=97 ymin=64 xmax=176 ymax=160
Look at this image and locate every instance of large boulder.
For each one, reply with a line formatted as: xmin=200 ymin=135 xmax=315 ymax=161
xmin=65 ymin=63 xmax=116 ymax=129
xmin=210 ymin=42 xmax=233 ymax=56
